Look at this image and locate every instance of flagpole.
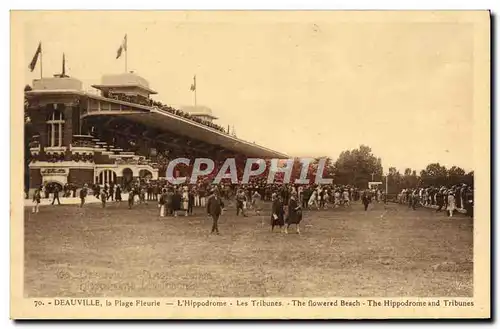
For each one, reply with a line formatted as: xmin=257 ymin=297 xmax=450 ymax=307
xmin=194 ymin=75 xmax=197 ymax=107
xmin=40 ymin=47 xmax=43 ymax=79
xmin=124 ymin=33 xmax=128 ymax=73
xmin=125 ymin=48 xmax=128 ymax=73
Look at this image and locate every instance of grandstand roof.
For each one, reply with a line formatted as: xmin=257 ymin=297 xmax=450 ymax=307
xmin=92 ymin=72 xmax=157 ymax=94
xmin=180 ymin=105 xmax=218 ymax=119
xmin=83 ymin=107 xmax=287 ymax=158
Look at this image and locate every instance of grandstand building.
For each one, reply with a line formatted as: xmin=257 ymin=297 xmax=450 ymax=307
xmin=25 ymin=73 xmax=287 ymax=193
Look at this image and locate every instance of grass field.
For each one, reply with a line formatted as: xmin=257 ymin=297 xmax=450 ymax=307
xmin=24 ymin=199 xmax=473 ymax=298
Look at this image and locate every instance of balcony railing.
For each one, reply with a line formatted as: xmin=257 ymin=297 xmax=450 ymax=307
xmin=71 ymin=135 xmax=95 ymax=148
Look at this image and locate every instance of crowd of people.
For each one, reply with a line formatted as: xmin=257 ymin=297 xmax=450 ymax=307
xmin=31 ymin=178 xmax=382 ymax=214
xmin=397 ymin=184 xmax=474 ymax=217
xmin=30 ymin=176 xmax=397 ymax=236
xmin=104 ymin=92 xmax=228 ymax=133
xmin=30 ymin=172 xmax=474 ymax=234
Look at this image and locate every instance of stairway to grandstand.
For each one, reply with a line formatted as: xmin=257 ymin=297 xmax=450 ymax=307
xmin=74 ymin=135 xmax=159 ymax=169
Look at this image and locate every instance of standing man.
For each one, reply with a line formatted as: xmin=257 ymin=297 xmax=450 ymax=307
xmin=128 ymin=186 xmax=135 ymax=209
xmin=271 ymin=193 xmax=285 ymax=232
xmin=32 ymin=187 xmax=41 ymax=214
xmin=166 ymin=188 xmax=174 ymax=216
xmin=236 ymin=189 xmax=247 ymax=217
xmin=115 ymin=184 xmax=122 ymax=202
xmin=411 ymin=190 xmax=419 ymax=210
xmin=465 ymin=187 xmax=474 ymax=218
xmin=100 ymin=189 xmax=107 ymax=208
xmin=51 ymin=185 xmax=61 ymax=205
xmin=79 ymin=184 xmax=88 ymax=208
xmin=171 ymin=188 xmax=182 ymax=217
xmin=362 ymin=190 xmax=371 ymax=211
xmin=436 ymin=188 xmax=444 ymax=212
xmin=188 ymin=187 xmax=195 ymax=215
xmin=158 ymin=188 xmax=167 ymax=217
xmin=207 ymin=190 xmax=225 ymax=235
xmin=108 ymin=182 xmax=115 ymax=202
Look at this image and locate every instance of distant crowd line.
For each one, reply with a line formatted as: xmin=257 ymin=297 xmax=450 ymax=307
xmin=397 ymin=184 xmax=474 ymax=217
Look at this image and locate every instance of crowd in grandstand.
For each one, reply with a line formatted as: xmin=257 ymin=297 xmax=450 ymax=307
xmin=104 ymin=92 xmax=228 ymax=133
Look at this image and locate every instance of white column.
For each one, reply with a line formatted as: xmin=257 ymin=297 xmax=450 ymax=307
xmin=58 ymin=123 xmax=62 ymax=146
xmin=51 ymin=124 xmax=55 ymax=147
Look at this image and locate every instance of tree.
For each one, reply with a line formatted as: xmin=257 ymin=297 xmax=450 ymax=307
xmin=447 ymin=166 xmax=466 ymax=186
xmin=333 ymin=145 xmax=383 ymax=188
xmin=465 ymin=171 xmax=474 ymax=187
xmin=420 ymin=163 xmax=447 ymax=187
xmin=387 ymin=167 xmax=403 ymax=194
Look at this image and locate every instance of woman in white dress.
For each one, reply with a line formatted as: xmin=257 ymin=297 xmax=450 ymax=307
xmin=252 ymin=191 xmax=262 ymax=216
xmin=334 ymin=190 xmax=341 ymax=207
xmin=182 ymin=186 xmax=189 ymax=216
xmin=308 ymin=190 xmax=319 ymax=210
xmin=447 ymin=192 xmax=456 ymax=217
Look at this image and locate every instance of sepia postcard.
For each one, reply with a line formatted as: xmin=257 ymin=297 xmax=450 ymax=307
xmin=10 ymin=10 xmax=490 ymax=319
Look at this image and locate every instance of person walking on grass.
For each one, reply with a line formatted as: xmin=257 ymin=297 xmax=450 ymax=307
xmin=271 ymin=193 xmax=285 ymax=232
xmin=51 ymin=185 xmax=61 ymax=205
xmin=128 ymin=187 xmax=135 ymax=209
xmin=115 ymin=184 xmax=122 ymax=202
xmin=100 ymin=189 xmax=107 ymax=208
xmin=285 ymin=191 xmax=302 ymax=234
xmin=32 ymin=187 xmax=41 ymax=214
xmin=207 ymin=190 xmax=225 ymax=235
xmin=447 ymin=191 xmax=456 ymax=217
xmin=79 ymin=184 xmax=88 ymax=208
xmin=158 ymin=188 xmax=167 ymax=217
xmin=362 ymin=190 xmax=371 ymax=211
xmin=252 ymin=190 xmax=263 ymax=216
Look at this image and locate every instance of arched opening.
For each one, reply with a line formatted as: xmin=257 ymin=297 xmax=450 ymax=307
xmin=46 ymin=109 xmax=65 ymax=147
xmin=139 ymin=169 xmax=153 ymax=180
xmin=98 ymin=170 xmax=117 ymax=185
xmin=122 ymin=168 xmax=134 ymax=190
xmin=45 ymin=181 xmax=63 ymax=194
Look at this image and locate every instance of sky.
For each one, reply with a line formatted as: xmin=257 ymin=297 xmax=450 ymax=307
xmin=20 ymin=11 xmax=475 ymax=173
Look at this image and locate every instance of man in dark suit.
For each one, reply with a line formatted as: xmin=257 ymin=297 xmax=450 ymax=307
xmin=207 ymin=190 xmax=225 ymax=235
xmin=51 ymin=185 xmax=61 ymax=205
xmin=362 ymin=190 xmax=371 ymax=211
